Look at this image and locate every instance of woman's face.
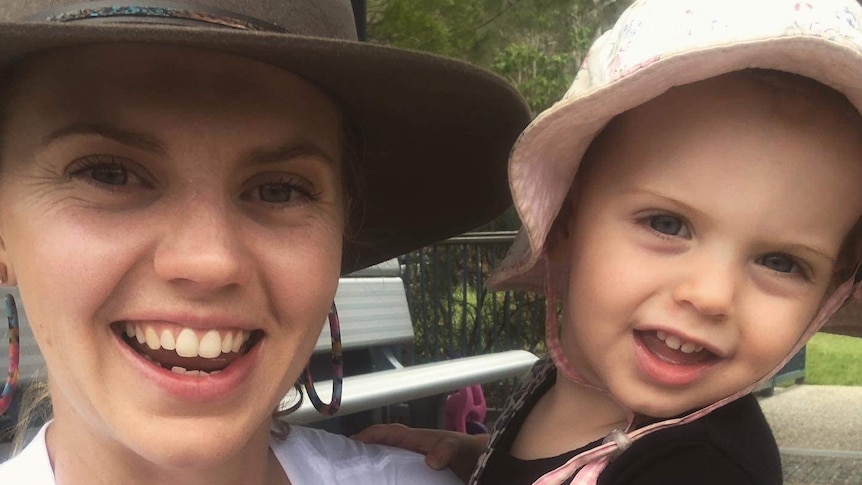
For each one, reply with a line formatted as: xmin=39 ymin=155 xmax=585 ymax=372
xmin=0 ymin=45 xmax=345 ymax=467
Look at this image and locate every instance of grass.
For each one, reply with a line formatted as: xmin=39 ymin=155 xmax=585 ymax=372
xmin=803 ymin=333 xmax=862 ymax=386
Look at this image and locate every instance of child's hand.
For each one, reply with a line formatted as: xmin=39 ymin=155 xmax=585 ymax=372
xmin=352 ymin=424 xmax=488 ymax=482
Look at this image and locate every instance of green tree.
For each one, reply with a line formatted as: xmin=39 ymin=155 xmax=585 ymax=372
xmin=368 ymin=0 xmax=632 ymax=113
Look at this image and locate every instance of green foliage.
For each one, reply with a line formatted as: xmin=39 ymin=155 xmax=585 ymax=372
xmin=492 ymin=43 xmax=574 ymax=113
xmin=367 ymin=0 xmax=491 ymax=59
xmin=804 ymin=333 xmax=862 ymax=386
xmin=368 ymin=0 xmax=633 ymax=113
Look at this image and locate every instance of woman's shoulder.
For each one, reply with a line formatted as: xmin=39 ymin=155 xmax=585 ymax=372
xmin=0 ymin=424 xmax=55 ymax=485
xmin=273 ymin=425 xmax=461 ymax=485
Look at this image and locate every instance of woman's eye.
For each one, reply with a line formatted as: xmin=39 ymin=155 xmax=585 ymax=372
xmin=647 ymin=214 xmax=690 ymax=238
xmin=66 ymin=155 xmax=149 ymax=188
xmin=258 ymin=183 xmax=295 ymax=203
xmin=757 ymin=253 xmax=800 ymax=274
xmin=241 ymin=176 xmax=317 ymax=207
xmin=90 ymin=165 xmax=128 ymax=185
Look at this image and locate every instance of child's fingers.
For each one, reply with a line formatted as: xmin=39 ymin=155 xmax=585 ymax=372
xmin=352 ymin=423 xmax=435 ymax=452
xmin=425 ymin=436 xmax=460 ymax=469
xmin=351 ymin=423 xmax=408 ymax=446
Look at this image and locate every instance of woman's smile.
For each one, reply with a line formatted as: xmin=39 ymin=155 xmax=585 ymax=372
xmin=110 ymin=319 xmax=266 ymax=402
xmin=117 ymin=322 xmax=260 ymax=374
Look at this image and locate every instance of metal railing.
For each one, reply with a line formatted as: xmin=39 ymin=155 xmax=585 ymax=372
xmin=400 ymin=232 xmax=546 ymax=411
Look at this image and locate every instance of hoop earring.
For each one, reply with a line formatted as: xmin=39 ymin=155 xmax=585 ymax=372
xmin=1 ymin=294 xmax=19 ymax=415
xmin=303 ymin=303 xmax=343 ymax=415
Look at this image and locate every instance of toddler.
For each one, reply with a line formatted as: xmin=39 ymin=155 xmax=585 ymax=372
xmin=358 ymin=0 xmax=862 ymax=483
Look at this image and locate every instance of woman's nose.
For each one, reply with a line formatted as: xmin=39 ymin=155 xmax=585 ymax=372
xmin=153 ymin=197 xmax=254 ymax=291
xmin=671 ymin=255 xmax=737 ymax=320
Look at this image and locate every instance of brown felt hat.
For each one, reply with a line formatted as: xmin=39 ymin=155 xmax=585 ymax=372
xmin=0 ymin=0 xmax=531 ymax=273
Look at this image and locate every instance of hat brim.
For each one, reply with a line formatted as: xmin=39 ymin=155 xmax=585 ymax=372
xmin=0 ymin=22 xmax=531 ymax=273
xmin=488 ymin=35 xmax=862 ymax=335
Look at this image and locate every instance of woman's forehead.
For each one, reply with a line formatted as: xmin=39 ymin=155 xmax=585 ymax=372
xmin=4 ymin=44 xmax=344 ymax=160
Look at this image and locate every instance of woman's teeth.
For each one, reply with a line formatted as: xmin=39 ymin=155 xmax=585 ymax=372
xmin=655 ymin=330 xmax=704 ymax=354
xmin=125 ymin=323 xmax=249 ymax=358
xmin=170 ymin=366 xmax=221 ymax=377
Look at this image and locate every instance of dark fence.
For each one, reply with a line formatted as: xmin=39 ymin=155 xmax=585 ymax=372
xmin=399 ymin=232 xmax=546 ymax=412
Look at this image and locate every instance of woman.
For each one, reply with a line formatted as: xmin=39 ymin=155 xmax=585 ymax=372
xmin=0 ymin=1 xmax=530 ymax=484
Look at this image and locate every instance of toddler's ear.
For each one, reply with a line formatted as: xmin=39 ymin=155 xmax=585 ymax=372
xmin=546 ymin=187 xmax=577 ymax=262
xmin=545 ymin=188 xmax=578 ymax=293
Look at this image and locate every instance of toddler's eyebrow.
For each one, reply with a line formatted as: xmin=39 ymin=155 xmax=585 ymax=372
xmin=622 ymin=187 xmax=708 ymax=220
xmin=42 ymin=122 xmax=166 ymax=156
xmin=780 ymin=243 xmax=835 ymax=265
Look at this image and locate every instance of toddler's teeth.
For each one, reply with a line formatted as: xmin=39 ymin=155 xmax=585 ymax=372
xmin=171 ymin=366 xmax=187 ymax=374
xmin=664 ymin=335 xmax=682 ymax=350
xmin=175 ymin=328 xmax=200 ymax=358
xmin=198 ymin=330 xmax=222 ymax=358
xmin=160 ymin=329 xmax=176 ymax=351
xmin=135 ymin=324 xmax=146 ymax=344
xmin=656 ymin=330 xmax=667 ymax=341
xmin=210 ymin=370 xmax=222 ymax=375
xmin=695 ymin=345 xmax=704 ymax=352
xmin=680 ymin=342 xmax=698 ymax=353
xmin=124 ymin=323 xmax=135 ymax=338
xmin=145 ymin=327 xmax=160 ymax=350
xmin=221 ymin=331 xmax=234 ymax=354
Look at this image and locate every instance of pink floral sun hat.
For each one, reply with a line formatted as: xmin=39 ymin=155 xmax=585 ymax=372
xmin=488 ymin=0 xmax=862 ymax=337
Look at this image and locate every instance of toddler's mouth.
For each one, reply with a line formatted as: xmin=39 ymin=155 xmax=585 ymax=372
xmin=114 ymin=322 xmax=263 ymax=376
xmin=637 ymin=330 xmax=718 ymax=366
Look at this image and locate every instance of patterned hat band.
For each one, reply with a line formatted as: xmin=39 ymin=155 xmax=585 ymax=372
xmin=27 ymin=1 xmax=288 ymax=32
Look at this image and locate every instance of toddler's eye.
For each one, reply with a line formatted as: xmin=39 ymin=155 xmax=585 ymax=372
xmin=648 ymin=214 xmax=690 ymax=238
xmin=757 ymin=253 xmax=800 ymax=274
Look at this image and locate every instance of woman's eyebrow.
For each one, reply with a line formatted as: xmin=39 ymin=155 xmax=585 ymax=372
xmin=246 ymin=142 xmax=337 ymax=167
xmin=43 ymin=123 xmax=336 ymax=166
xmin=42 ymin=122 xmax=167 ymax=156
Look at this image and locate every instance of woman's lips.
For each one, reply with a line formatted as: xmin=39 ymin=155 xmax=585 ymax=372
xmin=111 ymin=321 xmax=264 ymax=401
xmin=634 ymin=330 xmax=721 ymax=386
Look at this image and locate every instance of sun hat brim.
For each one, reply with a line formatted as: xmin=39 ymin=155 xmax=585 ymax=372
xmin=0 ymin=22 xmax=531 ymax=274
xmin=487 ymin=34 xmax=862 ymax=335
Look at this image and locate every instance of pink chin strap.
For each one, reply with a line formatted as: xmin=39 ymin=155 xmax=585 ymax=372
xmin=536 ymin=255 xmax=861 ymax=485
xmin=541 ymin=253 xmax=634 ymax=484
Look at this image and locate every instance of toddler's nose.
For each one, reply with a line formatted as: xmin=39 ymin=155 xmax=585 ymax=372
xmin=671 ymin=256 xmax=737 ymax=320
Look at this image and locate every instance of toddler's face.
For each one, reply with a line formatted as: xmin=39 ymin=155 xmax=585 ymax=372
xmin=554 ymin=74 xmax=862 ymax=417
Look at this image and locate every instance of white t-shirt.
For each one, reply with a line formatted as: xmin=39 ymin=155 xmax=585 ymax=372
xmin=0 ymin=423 xmax=461 ymax=485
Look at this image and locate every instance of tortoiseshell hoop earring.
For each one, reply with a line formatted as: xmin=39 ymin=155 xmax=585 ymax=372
xmin=303 ymin=303 xmax=343 ymax=415
xmin=0 ymin=294 xmax=20 ymax=415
